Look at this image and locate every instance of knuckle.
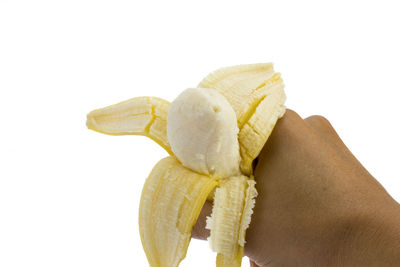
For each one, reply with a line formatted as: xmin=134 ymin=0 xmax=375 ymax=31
xmin=284 ymin=108 xmax=298 ymax=117
xmin=275 ymin=108 xmax=304 ymax=131
xmin=281 ymin=109 xmax=302 ymax=122
xmin=306 ymin=115 xmax=330 ymax=124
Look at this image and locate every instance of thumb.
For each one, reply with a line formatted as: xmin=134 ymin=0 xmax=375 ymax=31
xmin=191 ymin=200 xmax=212 ymax=240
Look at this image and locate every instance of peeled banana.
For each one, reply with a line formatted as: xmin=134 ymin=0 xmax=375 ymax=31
xmin=167 ymin=87 xmax=241 ymax=178
xmin=86 ymin=63 xmax=286 ymax=267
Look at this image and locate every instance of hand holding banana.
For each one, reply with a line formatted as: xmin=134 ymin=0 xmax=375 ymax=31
xmin=86 ymin=63 xmax=286 ymax=266
xmin=86 ymin=63 xmax=400 ymax=267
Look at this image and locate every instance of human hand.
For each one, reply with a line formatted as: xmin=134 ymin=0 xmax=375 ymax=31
xmin=192 ymin=109 xmax=400 ymax=266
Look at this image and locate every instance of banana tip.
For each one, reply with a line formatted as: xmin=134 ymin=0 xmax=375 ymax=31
xmin=86 ymin=113 xmax=96 ymax=130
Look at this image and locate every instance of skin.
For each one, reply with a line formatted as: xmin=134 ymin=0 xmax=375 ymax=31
xmin=192 ymin=109 xmax=400 ymax=266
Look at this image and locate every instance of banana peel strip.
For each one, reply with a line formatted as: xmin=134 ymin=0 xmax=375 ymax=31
xmin=139 ymin=156 xmax=218 ymax=267
xmin=87 ymin=96 xmax=172 ymax=154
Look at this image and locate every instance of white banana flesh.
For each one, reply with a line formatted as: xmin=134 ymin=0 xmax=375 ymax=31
xmin=86 ymin=63 xmax=286 ymax=267
xmin=167 ymin=87 xmax=241 ymax=178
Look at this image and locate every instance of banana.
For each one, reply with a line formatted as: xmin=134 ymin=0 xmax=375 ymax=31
xmin=86 ymin=63 xmax=286 ymax=267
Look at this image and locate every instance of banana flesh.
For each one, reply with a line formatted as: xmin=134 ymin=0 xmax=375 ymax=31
xmin=167 ymin=87 xmax=241 ymax=178
xmin=86 ymin=63 xmax=286 ymax=267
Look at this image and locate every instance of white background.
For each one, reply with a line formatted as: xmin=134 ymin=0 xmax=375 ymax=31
xmin=1 ymin=1 xmax=399 ymax=266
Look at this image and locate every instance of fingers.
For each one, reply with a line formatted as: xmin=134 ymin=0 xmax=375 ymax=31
xmin=304 ymin=115 xmax=372 ymax=177
xmin=304 ymin=115 xmax=348 ymax=152
xmin=304 ymin=115 xmax=359 ymax=161
xmin=256 ymin=108 xmax=310 ymax=164
xmin=191 ymin=200 xmax=212 ymax=240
